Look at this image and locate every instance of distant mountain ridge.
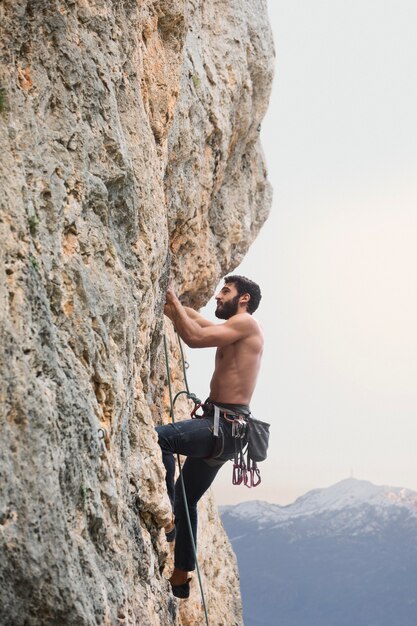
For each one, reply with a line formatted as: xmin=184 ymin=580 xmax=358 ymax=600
xmin=221 ymin=478 xmax=417 ymax=537
xmin=221 ymin=479 xmax=417 ymax=626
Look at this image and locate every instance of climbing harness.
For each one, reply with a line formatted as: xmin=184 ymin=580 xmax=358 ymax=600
xmin=192 ymin=399 xmax=270 ymax=488
xmin=163 ymin=332 xmax=210 ymax=626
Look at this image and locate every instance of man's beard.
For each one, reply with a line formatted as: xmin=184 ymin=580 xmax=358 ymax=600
xmin=215 ymin=294 xmax=240 ymax=320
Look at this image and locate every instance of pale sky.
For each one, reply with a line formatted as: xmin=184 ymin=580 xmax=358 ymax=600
xmin=187 ymin=0 xmax=417 ymax=505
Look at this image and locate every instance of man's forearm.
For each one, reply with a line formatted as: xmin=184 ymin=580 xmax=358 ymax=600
xmin=183 ymin=306 xmax=198 ymax=320
xmin=183 ymin=306 xmax=214 ymax=328
xmin=169 ymin=299 xmax=203 ymax=346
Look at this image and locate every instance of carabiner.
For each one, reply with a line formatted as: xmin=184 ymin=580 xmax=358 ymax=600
xmin=190 ymin=402 xmax=203 ymax=418
xmin=252 ymin=467 xmax=261 ymax=487
xmin=232 ymin=464 xmax=243 ymax=485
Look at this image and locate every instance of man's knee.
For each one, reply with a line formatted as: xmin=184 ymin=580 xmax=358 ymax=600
xmin=156 ymin=423 xmax=175 ymax=453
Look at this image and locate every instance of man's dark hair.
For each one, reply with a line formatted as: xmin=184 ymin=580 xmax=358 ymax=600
xmin=224 ymin=275 xmax=262 ymax=314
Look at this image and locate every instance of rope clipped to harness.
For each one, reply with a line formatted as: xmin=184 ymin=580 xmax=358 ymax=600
xmin=163 ymin=332 xmax=210 ymax=626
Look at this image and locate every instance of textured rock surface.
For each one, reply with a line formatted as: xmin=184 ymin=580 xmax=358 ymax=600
xmin=0 ymin=1 xmax=273 ymax=624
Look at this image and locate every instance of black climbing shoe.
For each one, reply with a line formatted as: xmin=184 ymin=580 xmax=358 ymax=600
xmin=171 ymin=578 xmax=191 ymax=599
xmin=165 ymin=525 xmax=176 ymax=542
xmin=165 ymin=516 xmax=176 ymax=543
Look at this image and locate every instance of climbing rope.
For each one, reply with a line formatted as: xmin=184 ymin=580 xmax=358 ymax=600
xmin=173 ymin=331 xmax=202 ymax=410
xmin=163 ymin=332 xmax=210 ymax=626
xmin=176 ymin=331 xmax=190 ymax=394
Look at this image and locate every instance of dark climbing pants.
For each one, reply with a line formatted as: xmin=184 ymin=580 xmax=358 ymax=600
xmin=156 ymin=410 xmax=241 ymax=572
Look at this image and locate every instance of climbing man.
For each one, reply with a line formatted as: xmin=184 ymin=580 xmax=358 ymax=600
xmin=156 ymin=275 xmax=263 ymax=598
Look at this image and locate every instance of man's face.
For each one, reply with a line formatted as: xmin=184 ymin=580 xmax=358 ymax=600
xmin=215 ymin=283 xmax=241 ymax=320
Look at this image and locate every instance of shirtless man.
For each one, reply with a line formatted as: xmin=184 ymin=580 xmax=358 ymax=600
xmin=156 ymin=275 xmax=263 ymax=598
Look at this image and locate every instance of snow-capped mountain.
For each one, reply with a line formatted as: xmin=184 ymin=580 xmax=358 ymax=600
xmin=221 ymin=478 xmax=417 ymax=539
xmin=221 ymin=479 xmax=417 ymax=626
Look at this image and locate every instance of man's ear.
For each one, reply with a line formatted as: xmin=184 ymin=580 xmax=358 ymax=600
xmin=240 ymin=293 xmax=250 ymax=306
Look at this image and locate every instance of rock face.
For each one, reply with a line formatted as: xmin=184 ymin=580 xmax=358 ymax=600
xmin=0 ymin=1 xmax=273 ymax=624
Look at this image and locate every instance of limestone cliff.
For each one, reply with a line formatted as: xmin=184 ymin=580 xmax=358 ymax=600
xmin=0 ymin=1 xmax=273 ymax=624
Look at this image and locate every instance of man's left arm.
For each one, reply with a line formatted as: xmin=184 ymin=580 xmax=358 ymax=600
xmin=165 ymin=288 xmax=253 ymax=348
xmin=183 ymin=307 xmax=215 ymax=328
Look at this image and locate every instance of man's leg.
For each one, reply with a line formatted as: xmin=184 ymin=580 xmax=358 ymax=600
xmin=156 ymin=419 xmax=223 ymax=586
xmin=156 ymin=417 xmax=217 ymax=511
xmin=173 ymin=457 xmax=222 ymax=576
xmin=156 ymin=427 xmax=177 ymax=510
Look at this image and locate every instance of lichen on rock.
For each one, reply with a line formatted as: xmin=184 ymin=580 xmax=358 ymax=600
xmin=0 ymin=0 xmax=274 ymax=624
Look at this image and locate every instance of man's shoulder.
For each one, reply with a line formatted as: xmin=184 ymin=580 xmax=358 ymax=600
xmin=226 ymin=313 xmax=261 ymax=333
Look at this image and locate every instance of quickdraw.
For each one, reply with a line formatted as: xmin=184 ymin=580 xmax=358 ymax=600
xmin=232 ymin=460 xmax=261 ymax=488
xmin=232 ymin=430 xmax=262 ymax=488
xmin=232 ymin=461 xmax=245 ymax=485
xmin=246 ymin=463 xmax=262 ymax=488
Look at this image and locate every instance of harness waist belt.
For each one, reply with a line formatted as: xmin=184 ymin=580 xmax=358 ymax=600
xmin=203 ymin=400 xmax=251 ymax=437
